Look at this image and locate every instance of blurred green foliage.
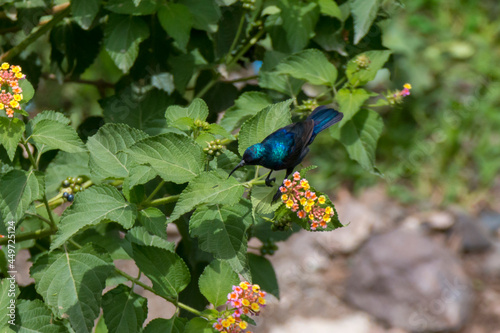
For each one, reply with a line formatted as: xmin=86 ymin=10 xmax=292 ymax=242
xmin=4 ymin=0 xmax=496 ymax=206
xmin=312 ymin=0 xmax=500 ymax=205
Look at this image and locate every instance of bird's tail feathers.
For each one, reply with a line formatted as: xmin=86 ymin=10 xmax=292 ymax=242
xmin=307 ymin=106 xmax=343 ymax=141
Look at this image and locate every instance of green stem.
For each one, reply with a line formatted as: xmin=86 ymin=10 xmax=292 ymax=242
xmin=194 ymin=73 xmax=220 ymax=100
xmin=42 ymin=195 xmax=57 ymax=230
xmin=144 ymin=180 xmax=165 ymax=203
xmin=68 ymin=239 xmax=82 ymax=249
xmin=146 ymin=195 xmax=180 ymax=207
xmin=220 ymin=133 xmax=238 ymax=145
xmin=226 ymin=75 xmax=258 ymax=83
xmin=243 ymin=173 xmax=268 ymax=189
xmin=0 ymin=228 xmax=55 ymax=245
xmin=225 ymin=15 xmax=246 ymax=65
xmin=1 ymin=5 xmax=71 ymax=62
xmin=25 ymin=213 xmax=51 ymax=226
xmin=21 ymin=137 xmax=58 ymax=231
xmin=21 ymin=138 xmax=37 ymax=170
xmin=115 ymin=269 xmax=202 ymax=316
xmin=194 ymin=27 xmax=265 ymax=101
xmin=227 ymin=27 xmax=265 ymax=68
xmin=335 ymin=77 xmax=347 ymax=89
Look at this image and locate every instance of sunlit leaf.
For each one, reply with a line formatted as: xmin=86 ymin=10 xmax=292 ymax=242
xmin=169 ymin=170 xmax=245 ymax=222
xmin=199 ymin=260 xmax=239 ymax=307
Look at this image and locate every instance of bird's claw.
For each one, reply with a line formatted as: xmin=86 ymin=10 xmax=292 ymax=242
xmin=265 ymin=177 xmax=276 ymax=187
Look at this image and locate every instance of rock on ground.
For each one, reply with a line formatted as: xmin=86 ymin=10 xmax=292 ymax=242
xmin=313 ymin=187 xmax=400 ymax=254
xmin=345 ymin=228 xmax=473 ymax=332
xmin=268 ymin=313 xmax=373 ymax=333
xmin=452 ymin=212 xmax=493 ymax=253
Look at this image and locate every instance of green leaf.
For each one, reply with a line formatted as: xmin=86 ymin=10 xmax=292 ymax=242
xmin=275 ymin=49 xmax=337 ymax=86
xmin=0 ymin=169 xmax=44 ymax=223
xmin=238 ymin=100 xmax=293 ymax=155
xmin=70 ymin=0 xmax=100 ymax=29
xmin=350 ymin=0 xmax=380 ymax=44
xmin=165 ymin=98 xmax=209 ymax=127
xmin=45 ymin=151 xmax=90 ymax=197
xmin=13 ymin=299 xmax=66 ymax=332
xmin=144 ymin=317 xmax=186 ymax=333
xmin=87 ymin=123 xmax=149 ymax=180
xmin=346 ymin=50 xmax=391 ymax=86
xmin=50 ymin=185 xmax=137 ymax=250
xmin=335 ymin=88 xmax=370 ymax=124
xmin=30 ymin=119 xmax=86 ymax=153
xmin=189 ymin=201 xmax=252 ymax=278
xmin=278 ymin=0 xmax=320 ymax=52
xmin=105 ymin=0 xmax=159 ymax=15
xmin=199 ymin=260 xmax=239 ymax=307
xmin=126 ymin=164 xmax=157 ymax=188
xmin=258 ymin=71 xmax=304 ymax=96
xmin=158 ymin=4 xmax=193 ymax=52
xmin=0 ymin=117 xmax=24 ymax=161
xmin=248 ymin=253 xmax=279 ymax=299
xmin=31 ymin=110 xmax=70 ymax=126
xmin=102 ymin=284 xmax=148 ymax=333
xmin=138 ymin=207 xmax=167 ymax=238
xmin=168 ymin=54 xmax=195 ymax=94
xmin=184 ymin=318 xmax=214 ymax=333
xmin=169 ymin=170 xmax=245 ymax=222
xmin=318 ymin=0 xmax=341 ymax=19
xmin=0 ymin=278 xmax=18 ymax=332
xmin=151 ymin=72 xmax=175 ymax=94
xmin=30 ymin=244 xmax=114 ymax=333
xmin=250 ymin=186 xmax=282 ymax=217
xmin=331 ymin=109 xmax=383 ymax=173
xmin=101 ymin=88 xmax=174 ymax=136
xmin=213 ymin=5 xmax=245 ymax=59
xmin=131 ymin=244 xmax=190 ymax=298
xmin=126 ymin=226 xmax=175 ymax=251
xmin=178 ymin=0 xmax=221 ymax=33
xmin=128 ymin=133 xmax=204 ymax=184
xmin=220 ymin=92 xmax=273 ymax=132
xmin=213 ymin=150 xmax=242 ymax=175
xmin=104 ymin=14 xmax=150 ymax=73
xmin=19 ymin=78 xmax=35 ymax=104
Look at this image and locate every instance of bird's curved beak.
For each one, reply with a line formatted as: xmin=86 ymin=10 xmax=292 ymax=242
xmin=228 ymin=160 xmax=245 ymax=178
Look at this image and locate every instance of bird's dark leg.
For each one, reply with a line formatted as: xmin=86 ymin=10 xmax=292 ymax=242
xmin=283 ymin=167 xmax=294 ymax=181
xmin=265 ymin=170 xmax=275 ymax=187
xmin=272 ymin=167 xmax=295 ymax=202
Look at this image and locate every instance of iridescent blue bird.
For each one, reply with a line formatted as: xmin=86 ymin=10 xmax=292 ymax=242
xmin=228 ymin=106 xmax=343 ymax=193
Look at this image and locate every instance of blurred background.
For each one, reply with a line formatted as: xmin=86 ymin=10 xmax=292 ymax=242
xmin=258 ymin=1 xmax=500 ymax=332
xmin=4 ymin=0 xmax=500 ymax=332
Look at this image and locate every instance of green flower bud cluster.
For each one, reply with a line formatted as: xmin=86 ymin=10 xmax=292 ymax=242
xmin=203 ymin=139 xmax=224 ymax=157
xmin=194 ymin=119 xmax=210 ymax=130
xmin=260 ymin=238 xmax=278 ymax=255
xmin=354 ymin=54 xmax=371 ymax=69
xmin=242 ymin=0 xmax=256 ymax=10
xmin=60 ymin=176 xmax=85 ymax=202
xmin=272 ymin=215 xmax=292 ymax=231
xmin=296 ymin=99 xmax=319 ymax=113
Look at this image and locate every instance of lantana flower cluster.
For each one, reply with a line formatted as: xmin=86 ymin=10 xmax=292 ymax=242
xmin=279 ymin=171 xmax=335 ymax=230
xmin=0 ymin=62 xmax=25 ymax=118
xmin=387 ymin=83 xmax=412 ymax=105
xmin=213 ymin=282 xmax=267 ymax=333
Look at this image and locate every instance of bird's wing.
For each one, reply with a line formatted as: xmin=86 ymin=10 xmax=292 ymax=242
xmin=281 ymin=119 xmax=314 ymax=167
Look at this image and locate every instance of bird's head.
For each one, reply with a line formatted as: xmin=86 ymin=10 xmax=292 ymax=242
xmin=228 ymin=143 xmax=265 ymax=178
